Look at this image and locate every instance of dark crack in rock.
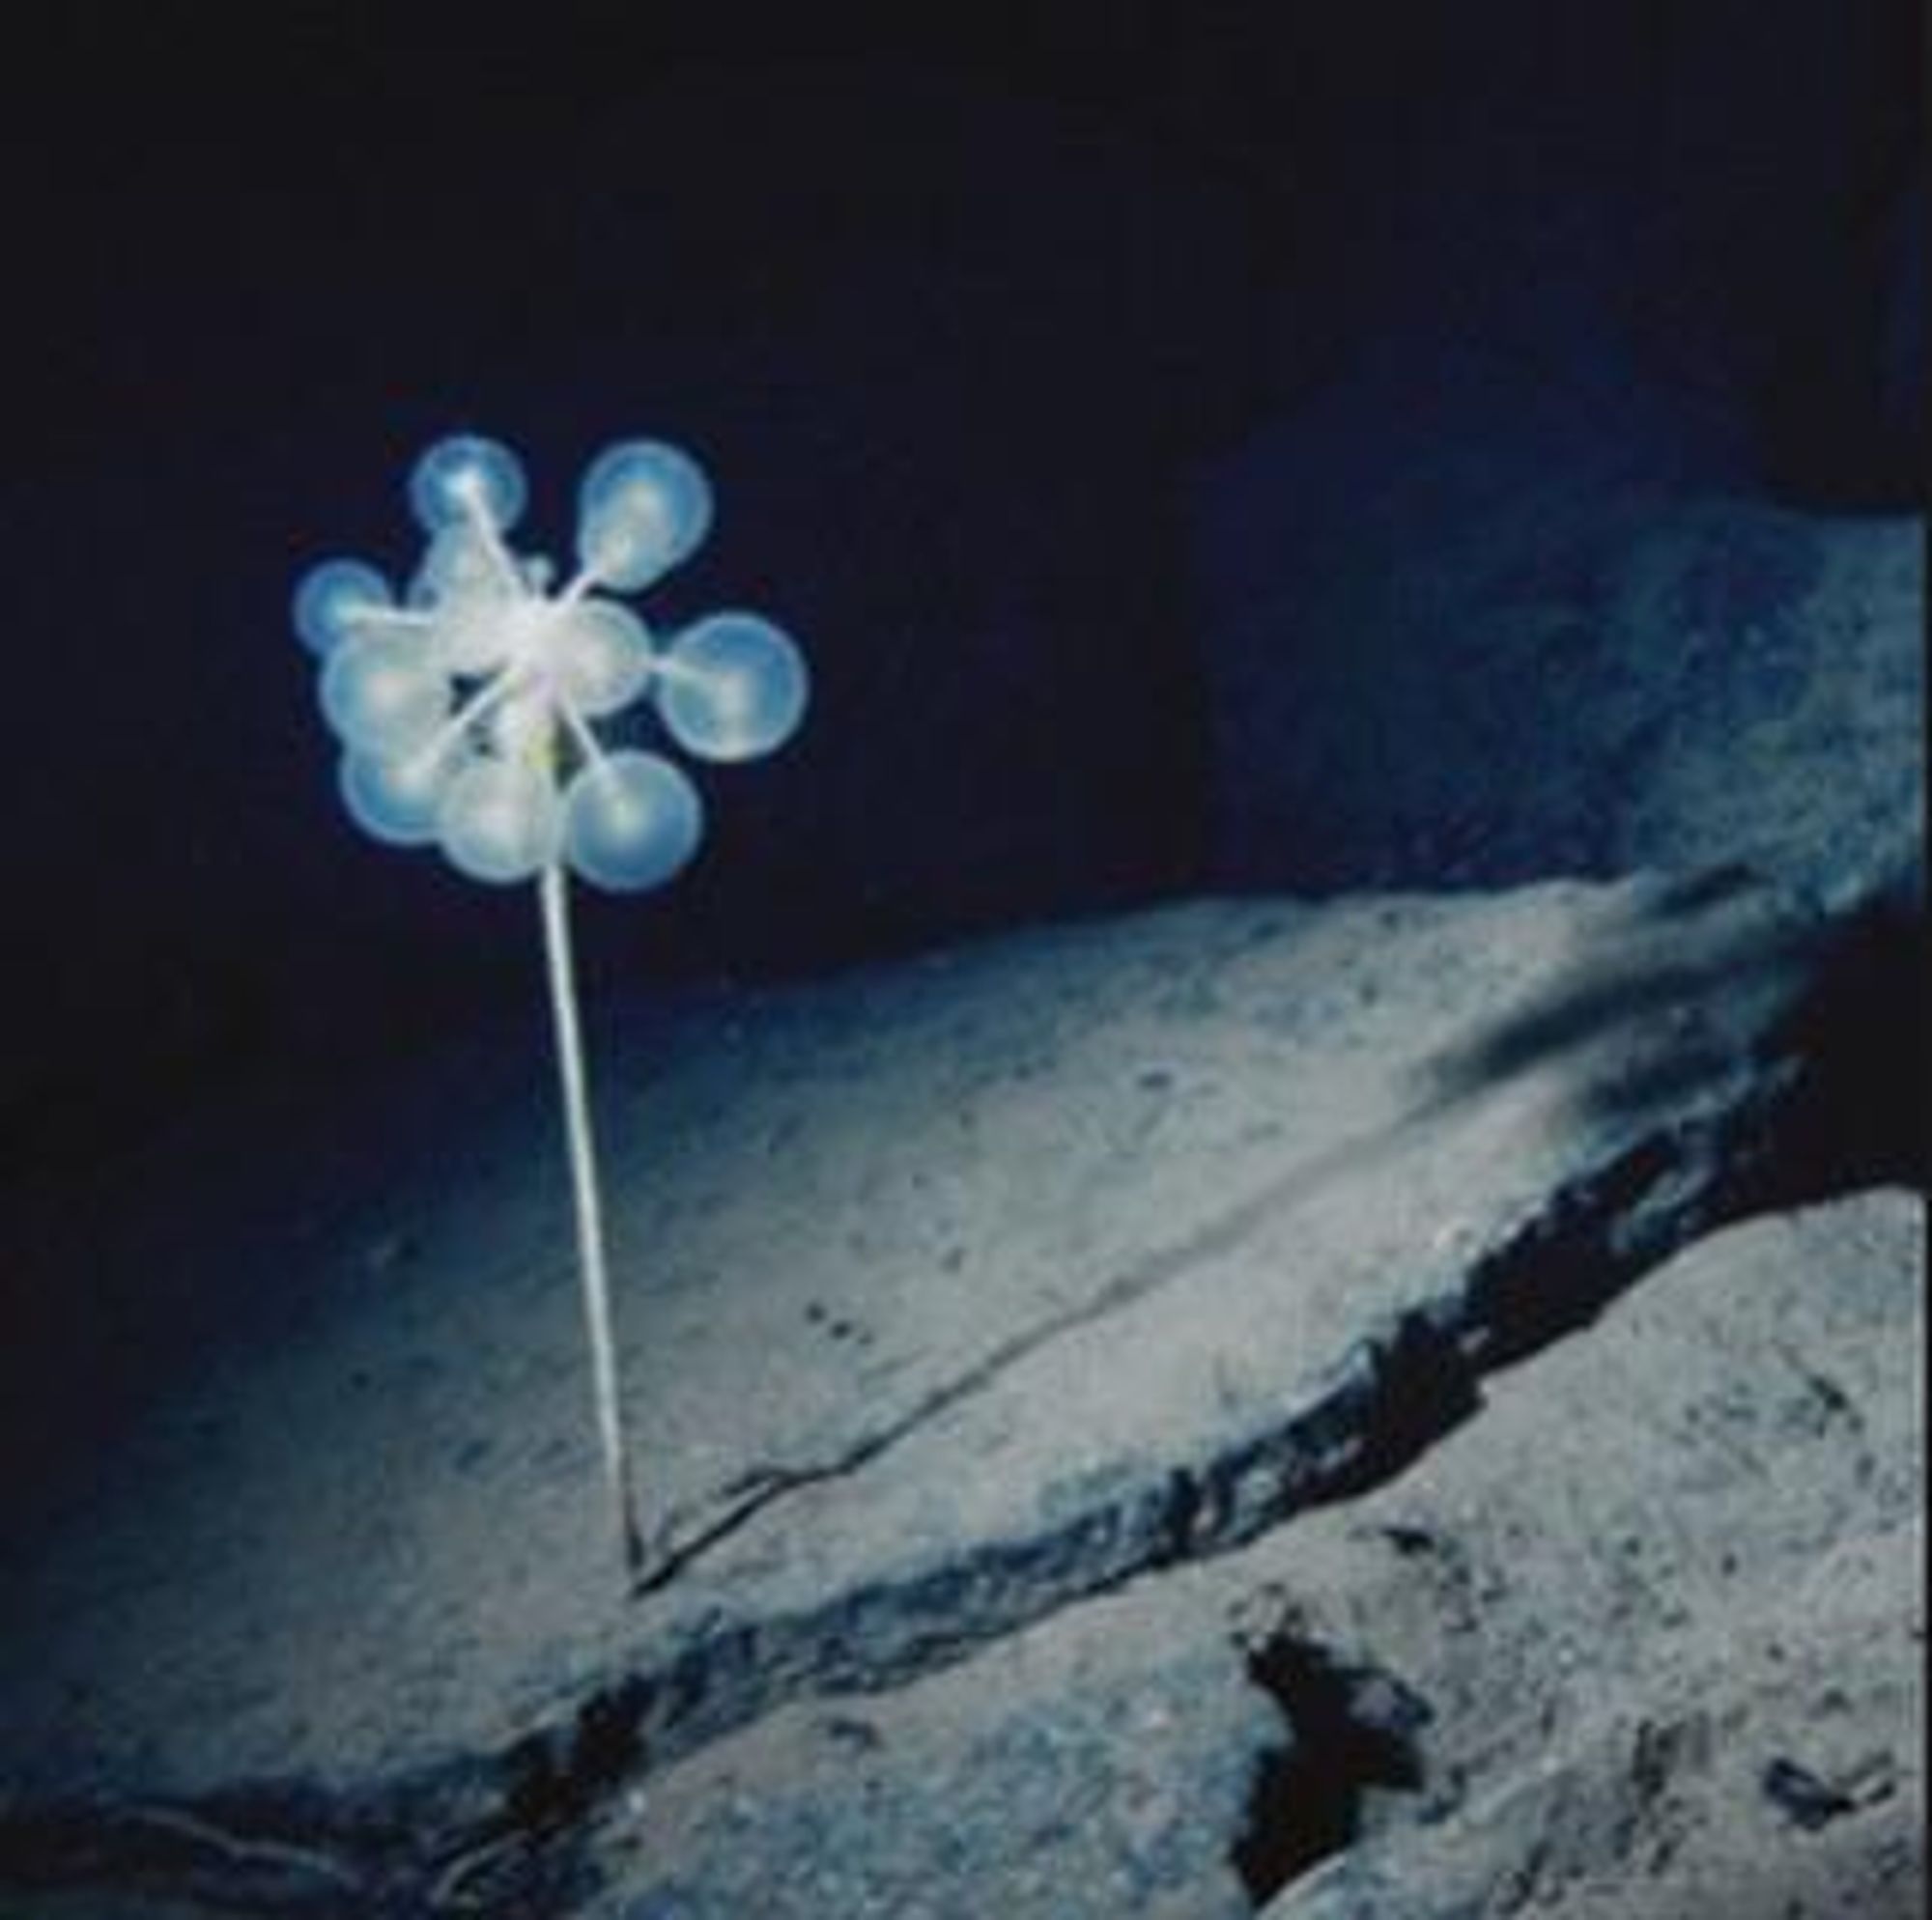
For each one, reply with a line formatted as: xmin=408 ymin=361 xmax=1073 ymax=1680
xmin=1233 ymin=1629 xmax=1435 ymax=1903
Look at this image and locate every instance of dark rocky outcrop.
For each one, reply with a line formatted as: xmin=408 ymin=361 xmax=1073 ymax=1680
xmin=1191 ymin=388 xmax=1922 ymax=909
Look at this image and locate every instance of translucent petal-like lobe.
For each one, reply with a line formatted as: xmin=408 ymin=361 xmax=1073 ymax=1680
xmin=416 ymin=522 xmax=500 ymax=598
xmin=338 ymin=744 xmax=454 ymax=846
xmin=293 ymin=558 xmax=393 ymax=657
xmin=563 ymin=749 xmax=703 ymax=892
xmin=437 ymin=759 xmax=561 ymax=885
xmin=657 ymin=611 xmax=810 ymax=761
xmin=549 ymin=600 xmax=655 ymax=717
xmin=414 ymin=522 xmax=522 ymax=606
xmin=575 ymin=439 xmax=713 ymax=590
xmin=409 ymin=434 xmax=528 ymax=535
xmin=319 ymin=635 xmax=450 ymax=755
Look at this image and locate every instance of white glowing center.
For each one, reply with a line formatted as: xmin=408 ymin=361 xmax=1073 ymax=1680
xmin=296 ymin=432 xmax=809 ymax=891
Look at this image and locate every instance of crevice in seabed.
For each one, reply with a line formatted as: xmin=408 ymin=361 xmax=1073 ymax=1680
xmin=1232 ymin=1621 xmax=1435 ymax=1906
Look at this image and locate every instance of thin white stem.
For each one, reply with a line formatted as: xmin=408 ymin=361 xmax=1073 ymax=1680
xmin=414 ymin=663 xmax=523 ymax=768
xmin=539 ymin=859 xmax=643 ymax=1581
xmin=460 ymin=489 xmax=532 ymax=597
xmin=348 ymin=605 xmax=438 ymax=632
xmin=556 ymin=696 xmax=611 ymax=775
xmin=555 ymin=562 xmax=601 ymax=607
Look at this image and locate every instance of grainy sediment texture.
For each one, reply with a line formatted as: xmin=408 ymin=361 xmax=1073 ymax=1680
xmin=0 ymin=871 xmax=1917 ymax=1917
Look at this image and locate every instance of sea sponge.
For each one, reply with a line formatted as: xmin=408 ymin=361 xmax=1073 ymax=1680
xmin=294 ymin=433 xmax=809 ymax=1583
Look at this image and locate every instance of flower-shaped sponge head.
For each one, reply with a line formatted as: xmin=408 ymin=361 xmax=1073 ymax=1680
xmin=294 ymin=434 xmax=809 ymax=891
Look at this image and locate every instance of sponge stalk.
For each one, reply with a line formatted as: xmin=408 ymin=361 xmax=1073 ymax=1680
xmin=539 ymin=857 xmax=644 ymax=1582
